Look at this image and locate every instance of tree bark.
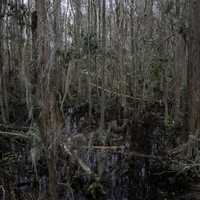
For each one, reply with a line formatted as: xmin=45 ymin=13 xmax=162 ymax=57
xmin=100 ymin=0 xmax=106 ymax=129
xmin=187 ymin=0 xmax=200 ymax=133
xmin=35 ymin=0 xmax=63 ymax=199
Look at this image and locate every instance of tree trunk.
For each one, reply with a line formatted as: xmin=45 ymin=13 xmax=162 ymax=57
xmin=100 ymin=0 xmax=106 ymax=129
xmin=187 ymin=0 xmax=200 ymax=133
xmin=35 ymin=0 xmax=63 ymax=199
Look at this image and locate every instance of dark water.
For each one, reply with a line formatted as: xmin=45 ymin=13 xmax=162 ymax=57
xmin=54 ymin=109 xmax=186 ymax=200
xmin=1 ymin=107 xmax=192 ymax=200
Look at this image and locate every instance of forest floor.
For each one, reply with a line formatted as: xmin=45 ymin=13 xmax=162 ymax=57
xmin=1 ymin=101 xmax=200 ymax=200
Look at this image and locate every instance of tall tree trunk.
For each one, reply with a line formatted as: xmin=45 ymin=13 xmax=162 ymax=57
xmin=53 ymin=0 xmax=62 ymax=51
xmin=187 ymin=0 xmax=200 ymax=133
xmin=174 ymin=0 xmax=182 ymax=124
xmin=0 ymin=16 xmax=6 ymax=123
xmin=74 ymin=0 xmax=81 ymax=94
xmin=35 ymin=0 xmax=63 ymax=199
xmin=87 ymin=0 xmax=92 ymax=126
xmin=0 ymin=1 xmax=8 ymax=123
xmin=100 ymin=0 xmax=106 ymax=129
xmin=130 ymin=0 xmax=136 ymax=97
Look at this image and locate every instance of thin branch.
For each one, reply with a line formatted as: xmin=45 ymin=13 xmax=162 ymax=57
xmin=0 ymin=130 xmax=29 ymax=139
xmin=62 ymin=144 xmax=97 ymax=177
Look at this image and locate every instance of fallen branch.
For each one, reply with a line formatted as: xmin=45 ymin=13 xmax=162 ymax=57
xmin=80 ymin=145 xmax=125 ymax=150
xmin=89 ymin=83 xmax=148 ymax=102
xmin=0 ymin=130 xmax=29 ymax=139
xmin=0 ymin=123 xmax=33 ymax=132
xmin=128 ymin=150 xmax=162 ymax=160
xmin=80 ymin=72 xmax=161 ymax=104
xmin=62 ymin=144 xmax=96 ymax=177
xmin=76 ymin=145 xmax=163 ymax=160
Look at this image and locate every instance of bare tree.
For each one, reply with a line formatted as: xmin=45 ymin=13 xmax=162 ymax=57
xmin=187 ymin=0 xmax=200 ymax=133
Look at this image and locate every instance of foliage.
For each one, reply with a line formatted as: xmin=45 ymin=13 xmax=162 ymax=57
xmin=82 ymin=32 xmax=98 ymax=55
xmin=87 ymin=177 xmax=105 ymax=200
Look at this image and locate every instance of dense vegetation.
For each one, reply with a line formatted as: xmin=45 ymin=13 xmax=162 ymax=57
xmin=1 ymin=0 xmax=200 ymax=199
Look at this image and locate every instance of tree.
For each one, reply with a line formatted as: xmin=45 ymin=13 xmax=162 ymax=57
xmin=35 ymin=0 xmax=63 ymax=199
xmin=100 ymin=0 xmax=106 ymax=128
xmin=187 ymin=0 xmax=200 ymax=133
